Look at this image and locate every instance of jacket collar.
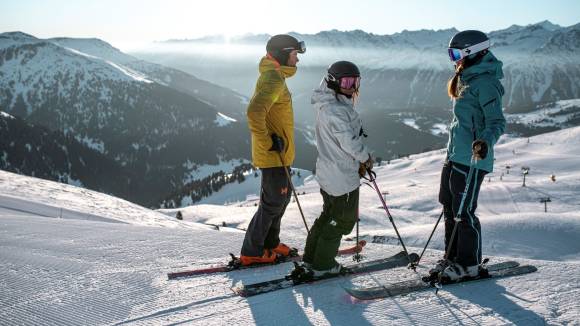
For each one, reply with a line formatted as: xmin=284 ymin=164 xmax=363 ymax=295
xmin=461 ymin=51 xmax=504 ymax=82
xmin=311 ymin=79 xmax=355 ymax=111
xmin=259 ymin=55 xmax=297 ymax=78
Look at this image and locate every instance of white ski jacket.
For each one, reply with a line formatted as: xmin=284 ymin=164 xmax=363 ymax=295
xmin=312 ymin=80 xmax=370 ymax=196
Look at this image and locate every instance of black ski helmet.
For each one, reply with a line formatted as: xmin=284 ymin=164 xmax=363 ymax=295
xmin=326 ymin=61 xmax=360 ymax=92
xmin=448 ymin=30 xmax=490 ymax=64
xmin=449 ymin=30 xmax=489 ymax=49
xmin=325 ymin=61 xmax=361 ymax=97
xmin=266 ymin=34 xmax=306 ymax=66
xmin=327 ymin=61 xmax=360 ymax=80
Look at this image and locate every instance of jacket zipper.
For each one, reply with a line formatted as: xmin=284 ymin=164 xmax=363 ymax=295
xmin=471 ymin=116 xmax=476 ymax=141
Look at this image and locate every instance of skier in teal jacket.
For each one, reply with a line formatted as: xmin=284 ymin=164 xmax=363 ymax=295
xmin=432 ymin=30 xmax=506 ymax=281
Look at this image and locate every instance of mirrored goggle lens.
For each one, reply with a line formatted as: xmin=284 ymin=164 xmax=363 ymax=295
xmin=339 ymin=76 xmax=361 ymax=90
xmin=297 ymin=41 xmax=306 ymax=53
xmin=448 ymin=48 xmax=464 ymax=62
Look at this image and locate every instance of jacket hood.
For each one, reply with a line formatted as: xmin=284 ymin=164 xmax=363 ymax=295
xmin=461 ymin=51 xmax=504 ymax=82
xmin=311 ymin=79 xmax=354 ymax=111
xmin=258 ymin=56 xmax=297 ymax=78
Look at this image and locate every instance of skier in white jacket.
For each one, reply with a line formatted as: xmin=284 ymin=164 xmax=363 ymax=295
xmin=301 ymin=61 xmax=373 ymax=277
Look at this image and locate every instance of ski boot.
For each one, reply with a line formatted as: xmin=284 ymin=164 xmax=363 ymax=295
xmin=438 ymin=263 xmax=479 ymax=283
xmin=272 ymin=243 xmax=298 ymax=258
xmin=239 ymin=249 xmax=277 ymax=266
xmin=438 ymin=258 xmax=491 ymax=283
xmin=422 ymin=259 xmax=450 ymax=283
xmin=286 ymin=262 xmax=314 ymax=283
xmin=312 ymin=263 xmax=350 ymax=279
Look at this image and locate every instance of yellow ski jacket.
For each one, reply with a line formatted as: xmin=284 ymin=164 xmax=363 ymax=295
xmin=247 ymin=56 xmax=297 ymax=168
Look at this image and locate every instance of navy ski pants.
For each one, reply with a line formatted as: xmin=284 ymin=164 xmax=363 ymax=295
xmin=439 ymin=160 xmax=486 ymax=267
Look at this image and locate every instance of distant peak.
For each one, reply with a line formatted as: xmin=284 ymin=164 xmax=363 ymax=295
xmin=50 ymin=37 xmax=117 ymax=48
xmin=0 ymin=31 xmax=38 ymax=40
xmin=533 ymin=20 xmax=561 ymax=31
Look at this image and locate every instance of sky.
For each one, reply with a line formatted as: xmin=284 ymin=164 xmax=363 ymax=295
xmin=1 ymin=0 xmax=579 ymax=50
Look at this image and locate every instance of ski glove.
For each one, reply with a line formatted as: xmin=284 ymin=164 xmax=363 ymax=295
xmin=472 ymin=139 xmax=488 ymax=160
xmin=358 ymin=163 xmax=366 ymax=178
xmin=269 ymin=134 xmax=285 ymax=153
xmin=359 ymin=155 xmax=373 ymax=178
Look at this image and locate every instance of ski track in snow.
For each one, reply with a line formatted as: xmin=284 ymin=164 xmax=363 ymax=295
xmin=1 ymin=213 xmax=578 ymax=325
xmin=2 ymin=127 xmax=580 ymax=325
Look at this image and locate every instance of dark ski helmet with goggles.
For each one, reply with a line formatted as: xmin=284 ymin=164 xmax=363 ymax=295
xmin=448 ymin=30 xmax=490 ymax=62
xmin=326 ymin=61 xmax=361 ymax=97
xmin=266 ymin=34 xmax=306 ymax=66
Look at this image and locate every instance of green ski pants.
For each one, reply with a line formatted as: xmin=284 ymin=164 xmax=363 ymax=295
xmin=303 ymin=188 xmax=359 ymax=270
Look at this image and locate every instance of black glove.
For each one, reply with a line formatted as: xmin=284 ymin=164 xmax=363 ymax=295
xmin=269 ymin=134 xmax=285 ymax=153
xmin=472 ymin=139 xmax=488 ymax=160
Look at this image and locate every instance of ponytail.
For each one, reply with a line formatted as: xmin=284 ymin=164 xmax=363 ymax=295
xmin=447 ymin=63 xmax=465 ymax=99
xmin=447 ymin=50 xmax=488 ymax=99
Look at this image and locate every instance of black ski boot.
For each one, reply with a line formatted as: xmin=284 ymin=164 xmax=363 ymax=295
xmin=286 ymin=262 xmax=314 ymax=283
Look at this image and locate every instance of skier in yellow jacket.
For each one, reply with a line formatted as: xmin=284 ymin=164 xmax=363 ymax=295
xmin=240 ymin=34 xmax=306 ymax=266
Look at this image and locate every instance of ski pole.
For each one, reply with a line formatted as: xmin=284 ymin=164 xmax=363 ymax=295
xmin=278 ymin=152 xmax=310 ymax=234
xmin=409 ymin=209 xmax=444 ymax=271
xmin=367 ymin=168 xmax=412 ymax=263
xmin=353 ymin=208 xmax=364 ymax=262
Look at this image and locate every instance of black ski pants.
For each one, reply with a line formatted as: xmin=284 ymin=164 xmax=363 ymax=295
xmin=439 ymin=160 xmax=486 ymax=267
xmin=241 ymin=167 xmax=292 ymax=256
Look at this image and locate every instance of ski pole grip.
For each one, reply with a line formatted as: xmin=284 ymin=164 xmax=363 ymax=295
xmin=472 ymin=144 xmax=482 ymax=162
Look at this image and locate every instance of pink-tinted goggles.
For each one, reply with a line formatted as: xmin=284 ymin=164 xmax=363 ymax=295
xmin=339 ymin=76 xmax=361 ymax=90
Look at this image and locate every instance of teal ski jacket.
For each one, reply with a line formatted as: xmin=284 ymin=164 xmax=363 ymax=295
xmin=447 ymin=52 xmax=506 ymax=172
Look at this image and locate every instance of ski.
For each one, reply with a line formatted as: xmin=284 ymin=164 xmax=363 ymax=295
xmin=345 ymin=261 xmax=537 ymax=300
xmin=167 ymin=240 xmax=367 ymax=280
xmin=233 ymin=251 xmax=419 ymax=297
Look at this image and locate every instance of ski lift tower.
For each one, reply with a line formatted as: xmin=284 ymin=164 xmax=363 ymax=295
xmin=521 ymin=166 xmax=530 ymax=187
xmin=540 ymin=197 xmax=551 ymax=213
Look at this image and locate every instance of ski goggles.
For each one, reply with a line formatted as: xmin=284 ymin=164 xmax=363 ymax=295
xmin=282 ymin=41 xmax=306 ymax=54
xmin=447 ymin=40 xmax=491 ymax=62
xmin=339 ymin=76 xmax=361 ymax=90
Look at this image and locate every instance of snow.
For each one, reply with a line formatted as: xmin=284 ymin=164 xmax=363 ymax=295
xmin=506 ymin=99 xmax=580 ymax=127
xmin=74 ymin=135 xmax=105 ymax=153
xmin=61 ymin=46 xmax=152 ymax=83
xmin=402 ymin=118 xmax=420 ymax=131
xmin=165 ymin=167 xmax=311 ymax=208
xmin=49 ymin=37 xmax=138 ymax=64
xmin=104 ymin=60 xmax=153 ymax=84
xmin=430 ymin=123 xmax=448 ymax=135
xmin=214 ymin=112 xmax=237 ymax=126
xmin=167 ymin=168 xmax=311 ymax=207
xmin=0 ymin=34 xmax=156 ymax=116
xmin=0 ymin=111 xmax=14 ymax=119
xmin=1 ymin=127 xmax=580 ymax=324
xmin=0 ymin=170 xmax=208 ymax=229
xmin=181 ymin=159 xmax=249 ymax=184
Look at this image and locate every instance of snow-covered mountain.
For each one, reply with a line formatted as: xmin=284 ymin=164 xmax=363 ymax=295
xmin=1 ymin=126 xmax=578 ymax=324
xmin=139 ymin=20 xmax=580 ymax=113
xmin=50 ymin=36 xmax=250 ymax=120
xmin=0 ymin=32 xmax=255 ymax=206
xmin=0 ymin=32 xmax=320 ymax=205
xmin=0 ymin=111 xmax=144 ymax=202
xmin=159 ymin=165 xmax=312 ymax=208
xmin=506 ymin=99 xmax=580 ymax=136
xmin=131 ymin=21 xmax=580 ymax=169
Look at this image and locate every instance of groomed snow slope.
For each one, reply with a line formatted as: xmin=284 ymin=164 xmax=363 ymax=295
xmin=1 ymin=127 xmax=580 ymax=325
